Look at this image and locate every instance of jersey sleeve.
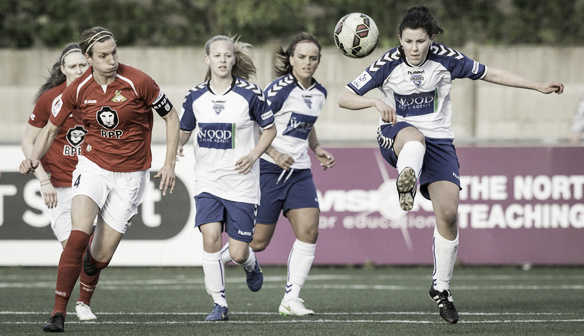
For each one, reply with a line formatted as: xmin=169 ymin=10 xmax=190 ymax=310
xmin=249 ymin=89 xmax=274 ymax=129
xmin=346 ymin=49 xmax=401 ymax=96
xmin=29 ymin=93 xmax=53 ymax=128
xmin=180 ymin=92 xmax=197 ymax=132
xmin=49 ymin=84 xmax=76 ymax=128
xmin=433 ymin=44 xmax=486 ymax=80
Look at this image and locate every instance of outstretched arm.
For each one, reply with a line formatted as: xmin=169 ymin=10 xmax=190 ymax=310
xmin=482 ymin=67 xmax=564 ymax=94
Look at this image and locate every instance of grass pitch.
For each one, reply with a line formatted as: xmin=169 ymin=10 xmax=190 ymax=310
xmin=1 ymin=265 xmax=583 ymax=335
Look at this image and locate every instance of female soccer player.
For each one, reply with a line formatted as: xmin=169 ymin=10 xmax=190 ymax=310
xmin=177 ymin=35 xmax=276 ymax=321
xmin=221 ymin=32 xmax=335 ymax=316
xmin=20 ymin=26 xmax=180 ymax=332
xmin=339 ymin=5 xmax=563 ymax=324
xmin=22 ymin=43 xmax=99 ymax=321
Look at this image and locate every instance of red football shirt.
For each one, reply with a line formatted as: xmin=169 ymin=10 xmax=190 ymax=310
xmin=29 ymin=82 xmax=87 ymax=187
xmin=50 ymin=63 xmax=162 ymax=172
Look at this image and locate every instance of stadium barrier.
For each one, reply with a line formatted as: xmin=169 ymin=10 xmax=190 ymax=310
xmin=0 ymin=145 xmax=583 ymax=266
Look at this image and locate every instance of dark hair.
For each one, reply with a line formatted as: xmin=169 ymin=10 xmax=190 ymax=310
xmin=204 ymin=35 xmax=256 ymax=81
xmin=79 ymin=26 xmax=115 ymax=57
xmin=398 ymin=5 xmax=443 ymax=37
xmin=35 ymin=43 xmax=82 ymax=103
xmin=274 ymin=32 xmax=321 ymax=77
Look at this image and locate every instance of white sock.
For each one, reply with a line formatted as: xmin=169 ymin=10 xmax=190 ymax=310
xmin=432 ymin=227 xmax=459 ymax=292
xmin=283 ymin=239 xmax=316 ymax=302
xmin=202 ymin=251 xmax=227 ymax=307
xmin=232 ymin=247 xmax=257 ymax=272
xmin=396 ymin=141 xmax=425 ymax=177
xmin=220 ymin=242 xmax=232 ymax=265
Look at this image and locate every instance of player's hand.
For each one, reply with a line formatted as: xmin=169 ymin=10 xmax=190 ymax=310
xmin=176 ymin=143 xmax=184 ymax=161
xmin=41 ymin=183 xmax=58 ymax=209
xmin=235 ymin=154 xmax=255 ymax=174
xmin=540 ymin=81 xmax=564 ymax=94
xmin=315 ymin=148 xmax=335 ymax=170
xmin=154 ymin=164 xmax=176 ymax=196
xmin=373 ymin=100 xmax=397 ymax=125
xmin=19 ymin=159 xmax=39 ymax=175
xmin=274 ymin=152 xmax=294 ymax=170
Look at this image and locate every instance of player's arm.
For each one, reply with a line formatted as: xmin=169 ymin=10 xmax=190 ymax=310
xmin=177 ymin=129 xmax=192 ymax=160
xmin=309 ymin=127 xmax=335 ymax=170
xmin=338 ymin=89 xmax=396 ymax=124
xmin=21 ymin=124 xmax=58 ymax=208
xmin=236 ymin=124 xmax=277 ymax=174
xmin=265 ymin=144 xmax=294 ymax=171
xmin=20 ymin=121 xmax=60 ymax=175
xmin=154 ymin=107 xmax=180 ymax=196
xmin=482 ymin=67 xmax=564 ymax=94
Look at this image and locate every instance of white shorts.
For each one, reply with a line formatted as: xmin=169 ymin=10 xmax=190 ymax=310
xmin=46 ymin=187 xmax=73 ymax=242
xmin=72 ymin=156 xmax=150 ymax=234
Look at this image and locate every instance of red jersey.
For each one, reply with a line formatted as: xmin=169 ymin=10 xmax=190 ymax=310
xmin=50 ymin=63 xmax=162 ymax=172
xmin=29 ymin=82 xmax=87 ymax=187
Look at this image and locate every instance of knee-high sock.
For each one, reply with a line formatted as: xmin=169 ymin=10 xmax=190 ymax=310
xmin=52 ymin=230 xmax=89 ymax=317
xmin=219 ymin=242 xmax=232 ymax=266
xmin=432 ymin=227 xmax=459 ymax=292
xmin=396 ymin=141 xmax=425 ymax=177
xmin=202 ymin=251 xmax=227 ymax=307
xmin=77 ymin=267 xmax=100 ymax=305
xmin=232 ymin=247 xmax=257 ymax=272
xmin=78 ymin=233 xmax=101 ymax=305
xmin=283 ymin=239 xmax=316 ymax=302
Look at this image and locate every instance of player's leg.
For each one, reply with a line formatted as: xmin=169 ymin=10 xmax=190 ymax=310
xmin=249 ymin=223 xmax=277 ymax=252
xmin=222 ymin=222 xmax=277 ymax=265
xmin=84 ymin=217 xmax=124 ymax=272
xmin=394 ymin=127 xmax=425 ymax=211
xmin=379 ymin=124 xmax=425 ymax=211
xmin=279 ymin=207 xmax=318 ymax=316
xmin=44 ymin=195 xmax=98 ymax=332
xmin=427 ymin=180 xmax=460 ymax=324
xmin=196 ymin=193 xmax=229 ymax=321
xmin=224 ymin=201 xmax=263 ymax=293
xmin=200 ymin=221 xmax=229 ymax=320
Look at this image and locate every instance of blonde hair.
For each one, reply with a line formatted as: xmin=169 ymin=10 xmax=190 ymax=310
xmin=79 ymin=26 xmax=115 ymax=57
xmin=204 ymin=35 xmax=256 ymax=81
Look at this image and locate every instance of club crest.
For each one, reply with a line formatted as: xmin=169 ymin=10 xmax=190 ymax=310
xmin=111 ymin=90 xmax=127 ymax=103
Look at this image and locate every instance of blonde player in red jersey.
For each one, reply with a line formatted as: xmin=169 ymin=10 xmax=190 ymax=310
xmin=22 ymin=43 xmax=100 ymax=321
xmin=20 ymin=27 xmax=180 ymax=333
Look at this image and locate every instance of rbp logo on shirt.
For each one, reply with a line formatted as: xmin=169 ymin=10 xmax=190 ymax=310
xmin=198 ymin=123 xmax=234 ymax=149
xmin=351 ymin=71 xmax=372 ymax=90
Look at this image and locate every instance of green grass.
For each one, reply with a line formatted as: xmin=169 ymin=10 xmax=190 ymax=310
xmin=1 ymin=266 xmax=583 ymax=335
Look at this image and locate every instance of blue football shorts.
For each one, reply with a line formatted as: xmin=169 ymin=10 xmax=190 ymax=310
xmin=377 ymin=122 xmax=461 ymax=200
xmin=256 ymin=160 xmax=319 ymax=224
xmin=194 ymin=192 xmax=257 ymax=243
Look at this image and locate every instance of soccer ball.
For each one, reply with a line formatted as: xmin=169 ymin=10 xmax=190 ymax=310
xmin=334 ymin=13 xmax=379 ymax=58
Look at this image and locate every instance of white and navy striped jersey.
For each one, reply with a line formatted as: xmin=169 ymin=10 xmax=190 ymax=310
xmin=180 ymin=77 xmax=274 ymax=204
xmin=347 ymin=42 xmax=487 ymax=139
xmin=262 ymin=74 xmax=327 ymax=169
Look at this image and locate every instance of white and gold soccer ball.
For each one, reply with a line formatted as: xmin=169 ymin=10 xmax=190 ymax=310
xmin=333 ymin=13 xmax=379 ymax=58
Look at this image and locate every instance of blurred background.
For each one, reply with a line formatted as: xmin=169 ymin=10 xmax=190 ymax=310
xmin=1 ymin=0 xmax=583 ymax=266
xmin=1 ymin=0 xmax=583 ymax=144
